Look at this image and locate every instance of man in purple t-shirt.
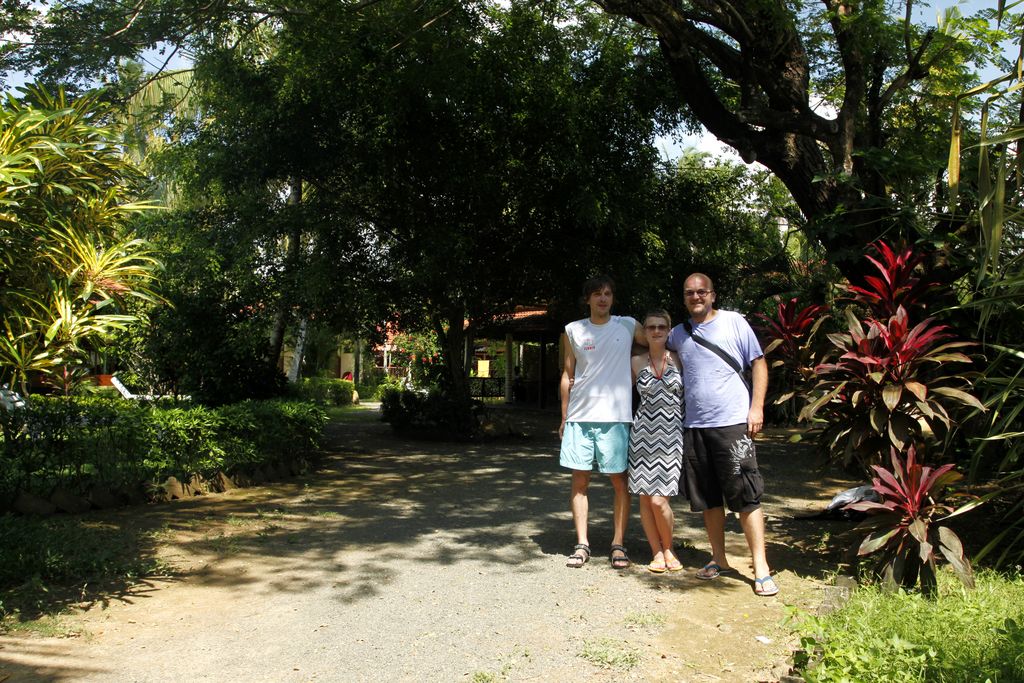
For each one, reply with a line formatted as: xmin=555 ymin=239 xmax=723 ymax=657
xmin=667 ymin=272 xmax=777 ymax=597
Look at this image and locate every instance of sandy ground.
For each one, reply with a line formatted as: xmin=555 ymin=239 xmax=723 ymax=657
xmin=0 ymin=403 xmax=858 ymax=682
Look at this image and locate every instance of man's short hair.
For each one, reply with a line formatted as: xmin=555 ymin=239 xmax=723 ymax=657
xmin=582 ymin=275 xmax=616 ymax=300
xmin=685 ymin=272 xmax=715 ymax=290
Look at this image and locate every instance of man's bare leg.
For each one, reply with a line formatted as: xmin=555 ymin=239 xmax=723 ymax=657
xmin=739 ymin=507 xmax=770 ymax=578
xmin=570 ymin=470 xmax=591 ymax=545
xmin=701 ymin=506 xmax=732 ymax=572
xmin=565 ymin=470 xmax=592 ymax=567
xmin=608 ymin=472 xmax=630 ymax=566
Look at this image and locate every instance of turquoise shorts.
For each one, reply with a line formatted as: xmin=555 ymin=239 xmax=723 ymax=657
xmin=560 ymin=422 xmax=630 ymax=474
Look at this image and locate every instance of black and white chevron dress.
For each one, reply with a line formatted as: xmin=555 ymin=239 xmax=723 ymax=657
xmin=627 ymin=362 xmax=684 ymax=496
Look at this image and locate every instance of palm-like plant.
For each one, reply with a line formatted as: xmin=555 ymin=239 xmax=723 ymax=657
xmin=0 ymin=85 xmax=163 ymax=392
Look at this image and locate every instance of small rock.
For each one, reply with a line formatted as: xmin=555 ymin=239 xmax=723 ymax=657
xmin=162 ymin=476 xmax=187 ymax=500
xmin=13 ymin=491 xmax=56 ymax=516
xmin=88 ymin=486 xmax=123 ymax=509
xmin=214 ymin=472 xmax=236 ymax=491
xmin=51 ymin=488 xmax=92 ymax=514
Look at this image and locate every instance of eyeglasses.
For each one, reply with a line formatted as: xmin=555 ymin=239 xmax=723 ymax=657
xmin=684 ymin=289 xmax=713 ymax=298
xmin=644 ymin=324 xmax=669 ymax=331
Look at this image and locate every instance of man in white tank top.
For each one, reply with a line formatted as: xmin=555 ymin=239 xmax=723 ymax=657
xmin=559 ymin=275 xmax=647 ymax=569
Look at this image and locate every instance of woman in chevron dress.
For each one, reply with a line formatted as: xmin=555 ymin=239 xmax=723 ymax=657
xmin=628 ymin=309 xmax=685 ymax=573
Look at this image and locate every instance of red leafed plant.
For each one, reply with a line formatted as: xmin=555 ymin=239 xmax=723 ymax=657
xmin=800 ymin=305 xmax=982 ymax=470
xmin=755 ymin=298 xmax=830 ymax=422
xmin=846 ymin=241 xmax=940 ymax=318
xmin=845 ymin=445 xmax=981 ymax=595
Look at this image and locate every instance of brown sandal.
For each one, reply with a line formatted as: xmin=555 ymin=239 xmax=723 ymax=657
xmin=566 ymin=543 xmax=591 ymax=568
xmin=610 ymin=544 xmax=631 ymax=569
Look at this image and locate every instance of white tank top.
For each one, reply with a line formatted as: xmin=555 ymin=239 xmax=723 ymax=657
xmin=564 ymin=315 xmax=637 ymax=423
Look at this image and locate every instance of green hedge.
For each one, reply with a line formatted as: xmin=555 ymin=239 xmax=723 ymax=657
xmin=379 ymin=385 xmax=481 ymax=439
xmin=290 ymin=378 xmax=356 ymax=406
xmin=0 ymin=396 xmax=327 ymax=507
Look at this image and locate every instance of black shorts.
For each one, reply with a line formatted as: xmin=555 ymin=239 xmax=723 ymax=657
xmin=683 ymin=424 xmax=763 ymax=513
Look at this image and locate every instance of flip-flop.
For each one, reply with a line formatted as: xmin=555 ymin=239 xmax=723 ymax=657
xmin=647 ymin=560 xmax=667 ymax=573
xmin=566 ymin=543 xmax=591 ymax=568
xmin=754 ymin=575 xmax=780 ymax=596
xmin=666 ymin=559 xmax=684 ymax=572
xmin=695 ymin=561 xmax=735 ymax=580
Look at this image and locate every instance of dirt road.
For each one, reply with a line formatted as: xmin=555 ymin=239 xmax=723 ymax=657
xmin=0 ymin=404 xmax=856 ymax=682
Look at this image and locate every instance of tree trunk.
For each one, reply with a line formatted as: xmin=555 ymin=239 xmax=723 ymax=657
xmin=432 ymin=307 xmax=476 ymax=436
xmin=287 ymin=317 xmax=309 ymax=383
xmin=353 ymin=337 xmax=362 ymax=384
xmin=268 ymin=178 xmax=303 ymax=372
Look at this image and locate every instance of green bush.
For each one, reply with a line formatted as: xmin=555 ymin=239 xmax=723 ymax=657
xmin=379 ymin=385 xmax=481 ymax=439
xmin=292 ymin=378 xmax=355 ymax=406
xmin=0 ymin=397 xmax=153 ymax=498
xmin=217 ymin=400 xmax=326 ymax=471
xmin=792 ymin=570 xmax=1024 ymax=682
xmin=0 ymin=396 xmax=327 ymax=506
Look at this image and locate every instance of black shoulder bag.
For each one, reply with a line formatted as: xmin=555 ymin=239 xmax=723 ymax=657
xmin=682 ymin=320 xmax=751 ymax=397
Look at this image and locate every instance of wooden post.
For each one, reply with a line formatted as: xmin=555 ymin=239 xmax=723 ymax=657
xmin=538 ymin=332 xmax=547 ymax=409
xmin=504 ymin=333 xmax=514 ymax=403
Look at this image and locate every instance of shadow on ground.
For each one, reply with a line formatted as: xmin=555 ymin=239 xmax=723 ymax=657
xmin=1 ymin=404 xmax=861 ymax=680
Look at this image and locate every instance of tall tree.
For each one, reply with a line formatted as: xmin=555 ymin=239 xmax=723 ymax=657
xmin=592 ymin=1 xmax=1014 ymax=275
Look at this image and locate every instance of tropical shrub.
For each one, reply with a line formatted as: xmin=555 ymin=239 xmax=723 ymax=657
xmin=844 ymin=241 xmax=939 ymax=319
xmin=796 ymin=241 xmax=984 ymax=471
xmin=0 ymin=86 xmax=163 ymax=394
xmin=845 ymin=446 xmax=979 ymax=596
xmin=755 ymin=298 xmax=830 ymax=423
xmin=801 ymin=305 xmax=983 ymax=470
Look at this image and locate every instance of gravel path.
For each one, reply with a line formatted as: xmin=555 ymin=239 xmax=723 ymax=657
xmin=0 ymin=404 xmax=856 ymax=682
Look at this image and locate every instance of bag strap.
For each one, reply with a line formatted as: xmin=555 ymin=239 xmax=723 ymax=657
xmin=682 ymin=321 xmax=751 ymax=396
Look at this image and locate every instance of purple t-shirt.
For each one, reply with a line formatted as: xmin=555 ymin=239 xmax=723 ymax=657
xmin=667 ymin=309 xmax=763 ymax=428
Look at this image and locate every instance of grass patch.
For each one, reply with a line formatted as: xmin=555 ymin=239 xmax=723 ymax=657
xmin=791 ymin=569 xmax=1024 ymax=682
xmin=623 ymin=610 xmax=666 ymax=629
xmin=325 ymin=403 xmax=377 ymax=422
xmin=3 ymin=613 xmax=83 ymax=637
xmin=0 ymin=513 xmax=168 ymax=625
xmin=578 ymin=637 xmax=641 ymax=670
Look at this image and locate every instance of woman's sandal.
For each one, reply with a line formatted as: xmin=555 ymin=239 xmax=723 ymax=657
xmin=647 ymin=559 xmax=667 ymax=573
xmin=566 ymin=543 xmax=591 ymax=568
xmin=754 ymin=575 xmax=780 ymax=596
xmin=665 ymin=554 xmax=683 ymax=572
xmin=610 ymin=544 xmax=631 ymax=570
